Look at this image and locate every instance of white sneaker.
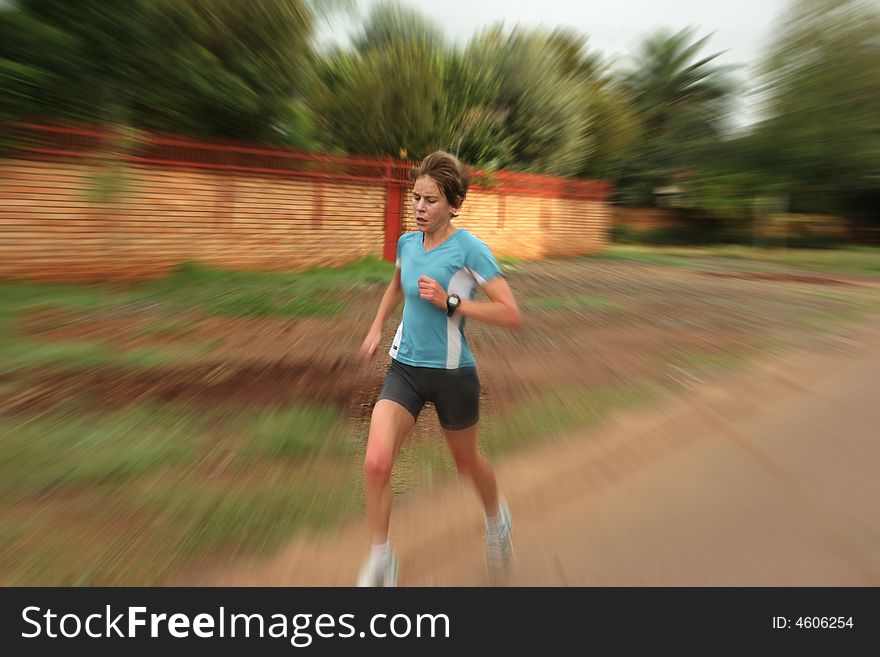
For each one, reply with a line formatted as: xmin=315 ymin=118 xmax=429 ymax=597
xmin=486 ymin=500 xmax=514 ymax=584
xmin=356 ymin=551 xmax=398 ymax=587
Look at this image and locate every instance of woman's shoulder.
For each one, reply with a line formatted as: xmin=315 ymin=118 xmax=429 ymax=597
xmin=452 ymin=229 xmax=494 ymax=254
xmin=397 ymin=231 xmax=421 ymax=251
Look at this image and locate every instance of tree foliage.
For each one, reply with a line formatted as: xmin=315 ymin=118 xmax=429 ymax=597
xmin=614 ymin=27 xmax=738 ymax=204
xmin=756 ymin=0 xmax=880 ymax=203
xmin=0 ymin=0 xmax=876 ymax=225
xmin=1 ymin=0 xmax=319 ymax=145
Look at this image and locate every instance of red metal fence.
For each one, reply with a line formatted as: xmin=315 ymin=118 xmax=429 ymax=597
xmin=3 ymin=120 xmax=610 ymax=198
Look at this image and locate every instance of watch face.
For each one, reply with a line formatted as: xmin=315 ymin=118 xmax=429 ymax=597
xmin=450 ymin=296 xmax=459 ymax=307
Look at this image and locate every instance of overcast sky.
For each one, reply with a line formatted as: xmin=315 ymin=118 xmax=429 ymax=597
xmin=321 ymin=0 xmax=794 ymax=128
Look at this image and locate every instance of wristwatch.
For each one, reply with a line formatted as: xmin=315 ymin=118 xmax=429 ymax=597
xmin=446 ymin=293 xmax=461 ymax=317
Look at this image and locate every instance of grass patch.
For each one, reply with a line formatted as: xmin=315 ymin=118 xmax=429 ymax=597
xmin=0 ymin=336 xmax=218 ymax=375
xmin=138 ymin=318 xmax=200 ymax=338
xmin=796 ymin=290 xmax=853 ymax=303
xmin=0 ymin=403 xmax=204 ymax=499
xmin=0 ymin=257 xmax=395 ymax=374
xmin=0 ymin=257 xmax=395 ymax=329
xmin=1 ymin=463 xmax=360 ymax=585
xmin=592 ymin=245 xmax=880 ymax=276
xmin=0 ymin=398 xmax=362 ymax=584
xmin=135 ymin=466 xmax=358 ymax=579
xmin=239 ymin=405 xmax=353 ymax=460
xmin=670 ymin=347 xmax=748 ymax=376
xmin=696 ymin=245 xmax=880 ymax=274
xmin=133 ymin=257 xmax=394 ymax=319
xmin=590 ymin=247 xmax=696 ymax=268
xmin=0 ymin=281 xmax=118 ymax=318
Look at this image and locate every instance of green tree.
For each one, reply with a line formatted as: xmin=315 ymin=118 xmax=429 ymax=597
xmin=141 ymin=0 xmax=316 ymax=143
xmin=312 ymin=3 xmax=482 ymax=159
xmin=540 ymin=30 xmax=642 ymax=181
xmin=615 ymin=27 xmax=737 ymax=205
xmin=462 ymin=26 xmax=593 ymax=176
xmin=754 ymin=0 xmax=880 ymax=220
xmin=0 ymin=0 xmax=323 ymax=146
xmin=353 ymin=0 xmax=444 ymax=53
xmin=314 ymin=41 xmax=461 ymax=158
xmin=0 ymin=0 xmax=152 ymax=124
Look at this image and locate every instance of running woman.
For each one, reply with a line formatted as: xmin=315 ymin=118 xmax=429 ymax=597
xmin=357 ymin=150 xmax=522 ymax=586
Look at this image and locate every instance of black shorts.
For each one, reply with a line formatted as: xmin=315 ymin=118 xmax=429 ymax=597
xmin=378 ymin=358 xmax=480 ymax=430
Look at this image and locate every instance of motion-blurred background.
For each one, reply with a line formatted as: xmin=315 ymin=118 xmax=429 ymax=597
xmin=0 ymin=0 xmax=878 ymax=585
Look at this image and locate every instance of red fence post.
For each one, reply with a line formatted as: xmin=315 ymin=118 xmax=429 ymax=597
xmin=313 ymin=155 xmax=324 ymax=229
xmin=383 ymin=155 xmax=402 ymax=262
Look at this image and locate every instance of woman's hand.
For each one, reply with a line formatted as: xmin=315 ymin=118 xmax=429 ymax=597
xmin=418 ymin=276 xmax=448 ymax=310
xmin=360 ymin=328 xmax=382 ymax=362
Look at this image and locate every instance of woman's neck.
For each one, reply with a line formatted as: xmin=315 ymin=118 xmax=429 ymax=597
xmin=423 ymin=222 xmax=456 ymax=249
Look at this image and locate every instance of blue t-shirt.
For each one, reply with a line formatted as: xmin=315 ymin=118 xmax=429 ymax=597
xmin=390 ymin=229 xmax=502 ymax=369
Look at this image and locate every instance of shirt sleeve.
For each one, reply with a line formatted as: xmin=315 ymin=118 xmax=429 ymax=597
xmin=463 ymin=235 xmax=503 ymax=286
xmin=395 ymin=234 xmax=405 ymax=269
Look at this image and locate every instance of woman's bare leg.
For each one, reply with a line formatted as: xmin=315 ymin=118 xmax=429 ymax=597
xmin=443 ymin=424 xmax=500 ymax=516
xmin=363 ymin=399 xmax=415 ymax=544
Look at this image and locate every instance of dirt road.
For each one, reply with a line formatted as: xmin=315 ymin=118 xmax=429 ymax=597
xmin=180 ymin=318 xmax=880 ymax=586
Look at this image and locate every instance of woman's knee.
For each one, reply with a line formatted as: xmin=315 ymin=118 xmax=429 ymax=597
xmin=363 ymin=450 xmax=393 ymax=486
xmin=452 ymin=452 xmax=480 ymax=477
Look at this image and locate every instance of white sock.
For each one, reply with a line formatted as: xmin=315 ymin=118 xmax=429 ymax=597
xmin=486 ymin=509 xmax=505 ymax=535
xmin=369 ymin=541 xmax=390 ymax=566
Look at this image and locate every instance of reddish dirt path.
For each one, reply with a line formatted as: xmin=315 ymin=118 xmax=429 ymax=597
xmin=178 ymin=317 xmax=880 ymax=586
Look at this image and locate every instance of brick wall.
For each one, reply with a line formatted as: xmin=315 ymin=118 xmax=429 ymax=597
xmin=0 ymin=127 xmax=610 ymax=282
xmin=0 ymin=159 xmax=387 ymax=281
xmin=401 ymin=186 xmax=608 ymax=260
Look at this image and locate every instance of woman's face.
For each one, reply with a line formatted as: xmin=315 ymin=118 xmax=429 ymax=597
xmin=412 ymin=175 xmax=457 ymax=235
